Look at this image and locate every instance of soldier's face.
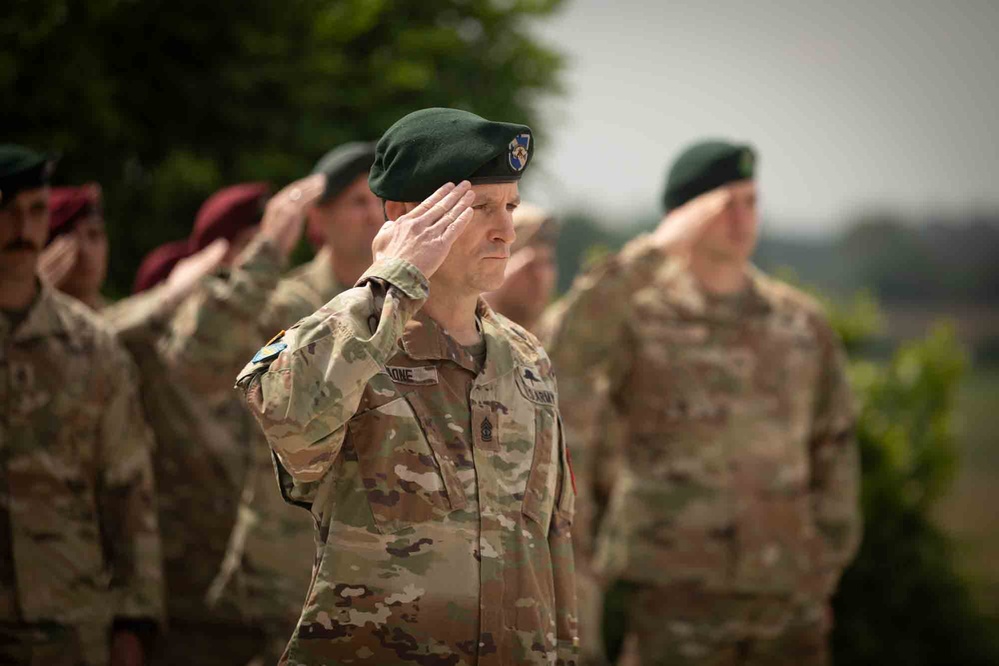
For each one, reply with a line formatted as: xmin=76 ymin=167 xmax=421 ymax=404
xmin=434 ymin=182 xmax=519 ymax=295
xmin=308 ymin=174 xmax=382 ymax=262
xmin=697 ymin=180 xmax=759 ymax=262
xmin=64 ymin=215 xmax=108 ymax=296
xmin=0 ymin=187 xmax=50 ymax=282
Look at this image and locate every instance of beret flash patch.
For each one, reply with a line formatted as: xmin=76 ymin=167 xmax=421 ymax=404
xmin=508 ymin=133 xmax=531 ymax=172
xmin=739 ymin=149 xmax=755 ymax=177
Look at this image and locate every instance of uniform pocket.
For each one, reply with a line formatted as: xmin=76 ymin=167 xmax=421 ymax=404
xmin=523 ymin=406 xmax=559 ymax=529
xmin=346 ymin=394 xmax=455 ymax=534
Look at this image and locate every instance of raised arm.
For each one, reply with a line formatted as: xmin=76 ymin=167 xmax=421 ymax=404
xmin=236 ymin=181 xmax=477 ymax=486
xmin=159 ymin=176 xmax=322 ymax=394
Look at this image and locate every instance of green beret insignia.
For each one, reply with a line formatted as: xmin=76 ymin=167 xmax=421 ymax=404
xmin=738 ymin=149 xmax=755 ymax=178
xmin=369 ymin=108 xmax=534 ymax=202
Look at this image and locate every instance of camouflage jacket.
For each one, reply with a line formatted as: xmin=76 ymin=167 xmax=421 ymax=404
xmin=237 ymin=258 xmax=578 ymax=666
xmin=160 ymin=240 xmax=341 ymax=627
xmin=543 ymin=237 xmax=861 ymax=599
xmin=0 ymin=285 xmax=164 ymax=665
xmin=104 ymin=286 xmax=247 ymax=625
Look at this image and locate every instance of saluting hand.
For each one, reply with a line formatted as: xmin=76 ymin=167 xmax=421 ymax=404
xmin=258 ymin=174 xmax=326 ymax=261
xmin=371 ymin=181 xmax=476 ymax=279
xmin=37 ymin=234 xmax=79 ymax=288
xmin=650 ymin=186 xmax=733 ymax=256
xmin=162 ymin=237 xmax=229 ymax=306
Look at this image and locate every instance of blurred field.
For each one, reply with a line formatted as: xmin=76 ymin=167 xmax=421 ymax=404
xmin=936 ymin=366 xmax=999 ymax=619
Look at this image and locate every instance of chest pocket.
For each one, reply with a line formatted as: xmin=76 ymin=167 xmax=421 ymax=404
xmin=346 ymin=391 xmax=465 ymax=534
xmin=514 ymin=366 xmax=571 ymax=532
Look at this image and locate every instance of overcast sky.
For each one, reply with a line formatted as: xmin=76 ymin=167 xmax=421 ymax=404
xmin=521 ymin=0 xmax=999 ymax=236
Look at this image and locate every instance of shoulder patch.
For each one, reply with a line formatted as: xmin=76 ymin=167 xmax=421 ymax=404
xmin=251 ymin=341 xmax=288 ymax=364
xmin=515 ymin=365 xmax=557 ymax=406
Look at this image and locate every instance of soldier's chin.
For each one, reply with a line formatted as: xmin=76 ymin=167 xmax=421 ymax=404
xmin=475 ymin=267 xmax=507 ymax=293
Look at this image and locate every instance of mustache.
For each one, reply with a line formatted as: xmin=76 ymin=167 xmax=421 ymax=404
xmin=1 ymin=238 xmax=39 ymax=252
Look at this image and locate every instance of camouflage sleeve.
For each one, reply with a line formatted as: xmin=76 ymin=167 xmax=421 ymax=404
xmin=237 ymin=258 xmax=430 ymax=489
xmin=98 ymin=337 xmax=165 ymax=625
xmin=159 ymin=235 xmax=284 ymax=395
xmin=103 ymin=285 xmax=172 ymax=346
xmin=809 ymin=320 xmax=862 ymax=590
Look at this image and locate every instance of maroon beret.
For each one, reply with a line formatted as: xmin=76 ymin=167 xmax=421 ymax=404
xmin=48 ymin=183 xmax=102 ymax=241
xmin=189 ymin=182 xmax=271 ymax=252
xmin=132 ymin=239 xmax=190 ymax=294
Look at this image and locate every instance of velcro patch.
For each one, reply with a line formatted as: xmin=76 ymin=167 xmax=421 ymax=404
xmin=386 ymin=365 xmax=439 ymax=386
xmin=515 ymin=365 xmax=556 ymax=406
xmin=251 ymin=341 xmax=287 ymax=364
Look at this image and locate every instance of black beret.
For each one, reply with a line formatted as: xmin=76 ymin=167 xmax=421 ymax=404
xmin=0 ymin=145 xmax=56 ymax=205
xmin=312 ymin=142 xmax=377 ymax=203
xmin=369 ymin=108 xmax=533 ymax=202
xmin=662 ymin=139 xmax=756 ymax=212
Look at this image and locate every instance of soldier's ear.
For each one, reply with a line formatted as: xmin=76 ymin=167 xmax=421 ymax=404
xmin=384 ymin=200 xmax=409 ymax=222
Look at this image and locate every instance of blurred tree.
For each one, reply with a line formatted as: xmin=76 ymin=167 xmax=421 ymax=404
xmin=3 ymin=0 xmax=566 ymax=296
xmin=826 ymin=310 xmax=999 ymax=664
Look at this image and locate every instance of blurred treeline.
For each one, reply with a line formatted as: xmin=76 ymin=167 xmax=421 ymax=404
xmin=823 ymin=300 xmax=999 ymax=665
xmin=3 ymin=0 xmax=566 ymax=297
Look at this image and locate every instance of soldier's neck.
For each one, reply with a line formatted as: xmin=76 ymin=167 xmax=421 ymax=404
xmin=0 ymin=273 xmax=38 ymax=311
xmin=687 ymin=252 xmax=748 ymax=296
xmin=329 ymin=246 xmax=371 ymax=288
xmin=422 ymin=287 xmax=481 ymax=346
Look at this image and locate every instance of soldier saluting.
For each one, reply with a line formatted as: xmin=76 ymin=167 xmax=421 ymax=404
xmin=237 ymin=108 xmax=578 ymax=665
xmin=544 ymin=140 xmax=861 ymax=666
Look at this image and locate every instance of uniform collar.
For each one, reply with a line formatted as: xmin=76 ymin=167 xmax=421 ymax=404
xmin=660 ymin=259 xmax=772 ymax=321
xmin=3 ymin=282 xmax=78 ymax=344
xmin=301 ymin=247 xmax=342 ymax=299
xmin=399 ymin=298 xmax=517 ymax=380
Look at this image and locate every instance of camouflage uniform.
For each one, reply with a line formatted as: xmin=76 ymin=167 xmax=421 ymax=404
xmin=104 ymin=286 xmax=257 ymax=665
xmin=237 ymin=258 xmax=578 ymax=665
xmin=0 ymin=284 xmax=164 ymax=665
xmin=159 ymin=240 xmax=342 ymax=656
xmin=543 ymin=238 xmax=861 ymax=666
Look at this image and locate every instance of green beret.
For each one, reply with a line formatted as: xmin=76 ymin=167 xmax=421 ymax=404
xmin=0 ymin=145 xmax=56 ymax=205
xmin=662 ymin=139 xmax=756 ymax=212
xmin=312 ymin=141 xmax=376 ymax=203
xmin=369 ymin=107 xmax=533 ymax=202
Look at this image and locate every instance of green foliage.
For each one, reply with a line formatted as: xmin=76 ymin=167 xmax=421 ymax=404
xmin=826 ymin=308 xmax=999 ymax=664
xmin=3 ymin=0 xmax=566 ymax=296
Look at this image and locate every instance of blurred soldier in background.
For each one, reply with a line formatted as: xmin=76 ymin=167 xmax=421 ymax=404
xmin=30 ymin=176 xmax=274 ymax=662
xmin=236 ymin=108 xmax=578 ymax=664
xmin=484 ymin=202 xmax=559 ymax=332
xmin=131 ymin=239 xmax=192 ymax=294
xmin=0 ymin=145 xmax=164 ymax=665
xmin=159 ymin=145 xmax=381 ymax=662
xmin=545 ymin=140 xmax=861 ymax=665
xmin=105 ymin=236 xmax=264 ymax=666
xmin=37 ymin=183 xmax=108 ymax=310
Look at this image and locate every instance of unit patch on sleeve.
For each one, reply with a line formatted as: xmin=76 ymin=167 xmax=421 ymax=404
xmin=515 ymin=365 xmax=557 ymax=406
